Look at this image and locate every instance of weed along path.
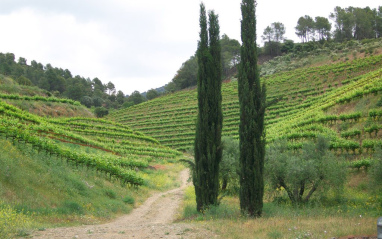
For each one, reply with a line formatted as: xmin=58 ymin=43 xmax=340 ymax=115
xmin=32 ymin=169 xmax=216 ymax=239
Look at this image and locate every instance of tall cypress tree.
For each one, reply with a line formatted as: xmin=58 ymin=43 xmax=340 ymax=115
xmin=193 ymin=3 xmax=223 ymax=212
xmin=237 ymin=0 xmax=266 ymax=217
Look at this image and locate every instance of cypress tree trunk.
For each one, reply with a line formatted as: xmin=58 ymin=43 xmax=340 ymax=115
xmin=238 ymin=0 xmax=266 ymax=217
xmin=193 ymin=3 xmax=223 ymax=212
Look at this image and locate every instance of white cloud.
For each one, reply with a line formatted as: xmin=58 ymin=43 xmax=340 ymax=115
xmin=0 ymin=8 xmax=116 ymax=80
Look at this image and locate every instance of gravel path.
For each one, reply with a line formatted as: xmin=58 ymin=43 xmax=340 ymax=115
xmin=31 ymin=169 xmax=217 ymax=239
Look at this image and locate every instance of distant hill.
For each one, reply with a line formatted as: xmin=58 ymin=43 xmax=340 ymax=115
xmin=0 ymin=53 xmax=128 ymax=110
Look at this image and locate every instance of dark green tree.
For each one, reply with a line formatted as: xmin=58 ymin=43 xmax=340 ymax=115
xmin=295 ymin=15 xmax=315 ymax=42
xmin=376 ymin=7 xmax=382 ymax=38
xmin=106 ymin=81 xmax=116 ymax=95
xmin=353 ymin=7 xmax=375 ymax=40
xmin=172 ymin=55 xmax=198 ymax=90
xmin=281 ymin=39 xmax=295 ymax=54
xmin=16 ymin=75 xmax=32 ymax=86
xmin=146 ymin=89 xmax=159 ymax=100
xmin=330 ymin=7 xmax=355 ymax=42
xmin=265 ymin=137 xmax=346 ymax=204
xmin=314 ymin=16 xmax=332 ymax=41
xmin=261 ymin=22 xmax=285 ymax=56
xmin=237 ymin=0 xmax=266 ymax=217
xmin=94 ymin=107 xmax=109 ymax=118
xmin=193 ymin=3 xmax=223 ymax=212
xmin=81 ymin=96 xmax=93 ymax=108
xmin=127 ymin=90 xmax=145 ymax=105
xmin=116 ymin=90 xmax=126 ymax=104
xmin=92 ymin=78 xmax=105 ymax=93
xmin=17 ymin=57 xmax=27 ymax=65
xmin=220 ymin=34 xmax=241 ymax=78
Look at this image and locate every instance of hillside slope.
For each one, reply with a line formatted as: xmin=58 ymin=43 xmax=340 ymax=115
xmin=109 ymin=54 xmax=382 ymax=157
xmin=0 ymin=97 xmax=183 ymax=236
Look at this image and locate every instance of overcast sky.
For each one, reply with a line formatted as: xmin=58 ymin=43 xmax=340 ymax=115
xmin=0 ymin=0 xmax=379 ymax=95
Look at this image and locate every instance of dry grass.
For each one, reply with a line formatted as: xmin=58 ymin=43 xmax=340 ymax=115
xmin=206 ymin=216 xmax=377 ymax=239
xmin=179 ymin=184 xmax=380 ymax=239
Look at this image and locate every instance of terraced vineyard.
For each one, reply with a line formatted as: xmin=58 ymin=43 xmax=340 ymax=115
xmin=0 ymin=100 xmax=182 ymax=186
xmin=109 ymin=54 xmax=382 ymax=156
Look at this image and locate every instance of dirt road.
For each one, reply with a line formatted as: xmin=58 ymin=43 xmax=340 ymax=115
xmin=31 ymin=169 xmax=216 ymax=239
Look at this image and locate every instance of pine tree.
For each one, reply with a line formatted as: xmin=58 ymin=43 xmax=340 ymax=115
xmin=193 ymin=3 xmax=223 ymax=212
xmin=237 ymin=0 xmax=266 ymax=217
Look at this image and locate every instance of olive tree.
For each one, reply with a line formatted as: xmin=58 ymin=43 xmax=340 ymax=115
xmin=265 ymin=137 xmax=346 ymax=204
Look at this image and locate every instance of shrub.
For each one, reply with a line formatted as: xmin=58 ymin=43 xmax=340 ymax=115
xmin=104 ymin=189 xmax=117 ymax=199
xmin=0 ymin=204 xmax=32 ymax=238
xmin=122 ymin=196 xmax=135 ymax=205
xmin=58 ymin=201 xmax=84 ymax=215
xmin=81 ymin=96 xmax=93 ymax=108
xmin=94 ymin=107 xmax=108 ymax=118
xmin=265 ymin=137 xmax=346 ymax=204
xmin=220 ymin=137 xmax=240 ymax=195
xmin=349 ymin=158 xmax=371 ymax=171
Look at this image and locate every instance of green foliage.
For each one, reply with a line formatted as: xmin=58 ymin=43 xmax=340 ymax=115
xmin=315 ymin=16 xmax=332 ymax=41
xmin=16 ymin=75 xmax=32 ymax=86
xmin=122 ymin=196 xmax=135 ymax=205
xmin=145 ymin=89 xmax=159 ymax=100
xmin=0 ymin=93 xmax=81 ymax=106
xmin=104 ymin=189 xmax=117 ymax=199
xmin=193 ymin=3 xmax=223 ymax=212
xmin=238 ymin=0 xmax=266 ymax=217
xmin=281 ymin=40 xmax=295 ymax=54
xmin=94 ymin=107 xmax=109 ymax=118
xmin=220 ymin=137 xmax=240 ymax=195
xmin=59 ymin=201 xmax=84 ymax=215
xmin=81 ymin=95 xmax=93 ymax=108
xmin=265 ymin=137 xmax=346 ymax=204
xmin=295 ymin=15 xmax=315 ymax=43
xmin=126 ymin=91 xmax=146 ymax=106
xmin=349 ymin=158 xmax=371 ymax=171
xmin=220 ymin=34 xmax=241 ymax=78
xmin=340 ymin=129 xmax=361 ymax=139
xmin=330 ymin=6 xmax=381 ymax=42
xmin=170 ymin=55 xmax=198 ymax=91
xmin=376 ymin=96 xmax=382 ymax=107
xmin=262 ymin=22 xmax=285 ymax=56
